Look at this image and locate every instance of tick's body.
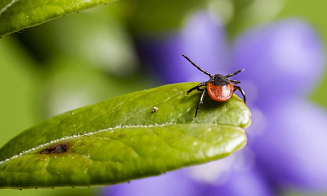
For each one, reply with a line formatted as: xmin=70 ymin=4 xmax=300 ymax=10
xmin=181 ymin=53 xmax=246 ymax=117
xmin=207 ymin=81 xmax=233 ymax=102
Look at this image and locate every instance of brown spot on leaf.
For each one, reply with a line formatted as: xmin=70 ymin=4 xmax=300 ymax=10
xmin=40 ymin=143 xmax=68 ymax=154
xmin=118 ymin=134 xmax=124 ymax=138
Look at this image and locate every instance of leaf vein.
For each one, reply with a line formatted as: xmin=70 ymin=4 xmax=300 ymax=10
xmin=72 ymin=88 xmax=158 ymax=134
xmin=148 ymin=127 xmax=181 ymax=152
xmin=0 ymin=0 xmax=19 ymax=16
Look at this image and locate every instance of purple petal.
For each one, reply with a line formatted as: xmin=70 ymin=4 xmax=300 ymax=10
xmin=232 ymin=19 xmax=325 ymax=105
xmin=137 ymin=11 xmax=230 ymax=84
xmin=205 ymin=168 xmax=274 ymax=196
xmin=252 ymin=98 xmax=327 ymax=192
xmin=105 ymin=170 xmax=203 ymax=196
xmin=181 ymin=149 xmax=274 ymax=196
xmin=179 ymin=11 xmax=231 ymax=78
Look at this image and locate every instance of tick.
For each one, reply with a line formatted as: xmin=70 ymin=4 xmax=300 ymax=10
xmin=180 ymin=53 xmax=246 ymax=117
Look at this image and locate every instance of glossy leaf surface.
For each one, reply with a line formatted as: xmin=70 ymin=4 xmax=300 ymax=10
xmin=0 ymin=0 xmax=115 ymax=37
xmin=0 ymin=82 xmax=251 ymax=189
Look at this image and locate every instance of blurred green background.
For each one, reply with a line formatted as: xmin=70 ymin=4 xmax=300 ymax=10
xmin=1 ymin=0 xmax=327 ymax=195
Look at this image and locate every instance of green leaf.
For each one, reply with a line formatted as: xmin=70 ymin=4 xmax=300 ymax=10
xmin=0 ymin=0 xmax=115 ymax=37
xmin=0 ymin=82 xmax=251 ymax=189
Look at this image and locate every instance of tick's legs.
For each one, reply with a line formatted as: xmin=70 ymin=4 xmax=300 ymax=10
xmin=234 ymin=85 xmax=246 ymax=104
xmin=230 ymin=80 xmax=241 ymax=84
xmin=180 ymin=53 xmax=212 ymax=77
xmin=187 ymin=82 xmax=207 ymax=95
xmin=226 ymin=69 xmax=245 ymax=78
xmin=195 ymin=89 xmax=206 ymax=118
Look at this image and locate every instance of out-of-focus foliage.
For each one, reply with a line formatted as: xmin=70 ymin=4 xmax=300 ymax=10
xmin=124 ymin=0 xmax=204 ymax=34
xmin=0 ymin=39 xmax=40 ymax=149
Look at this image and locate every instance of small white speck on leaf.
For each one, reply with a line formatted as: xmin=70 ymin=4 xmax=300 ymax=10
xmin=152 ymin=107 xmax=159 ymax=113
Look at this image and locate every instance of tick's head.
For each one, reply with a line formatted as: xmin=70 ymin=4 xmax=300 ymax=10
xmin=209 ymin=74 xmax=230 ymax=86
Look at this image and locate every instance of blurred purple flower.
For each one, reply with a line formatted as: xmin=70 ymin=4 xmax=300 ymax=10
xmin=252 ymin=97 xmax=327 ymax=191
xmin=233 ymin=20 xmax=327 ymax=192
xmin=108 ymin=170 xmax=203 ymax=196
xmin=233 ymin=20 xmax=325 ymax=106
xmin=106 ymin=11 xmax=327 ymax=196
xmin=138 ymin=12 xmax=230 ymax=84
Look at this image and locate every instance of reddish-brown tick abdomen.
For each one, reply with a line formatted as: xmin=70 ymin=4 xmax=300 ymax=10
xmin=207 ymin=82 xmax=233 ymax=102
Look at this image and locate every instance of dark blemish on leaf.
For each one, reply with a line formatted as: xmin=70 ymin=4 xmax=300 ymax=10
xmin=20 ymin=189 xmax=22 ymax=191
xmin=152 ymin=107 xmax=158 ymax=113
xmin=63 ymin=15 xmax=66 ymax=17
xmin=119 ymin=134 xmax=124 ymax=138
xmin=40 ymin=143 xmax=68 ymax=154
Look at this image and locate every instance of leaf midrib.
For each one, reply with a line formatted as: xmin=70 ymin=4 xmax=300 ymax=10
xmin=0 ymin=123 xmax=242 ymax=164
xmin=0 ymin=0 xmax=18 ymax=17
